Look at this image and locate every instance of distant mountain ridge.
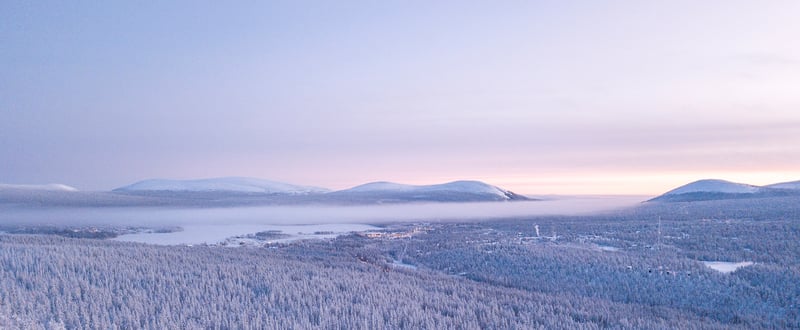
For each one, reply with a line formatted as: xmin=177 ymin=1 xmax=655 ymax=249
xmin=332 ymin=180 xmax=529 ymax=202
xmin=0 ymin=177 xmax=529 ymax=207
xmin=765 ymin=180 xmax=800 ymax=190
xmin=111 ymin=177 xmax=528 ymax=202
xmin=0 ymin=183 xmax=78 ymax=192
xmin=5 ymin=177 xmax=798 ymax=205
xmin=649 ymin=179 xmax=800 ymax=202
xmin=662 ymin=179 xmax=761 ymax=195
xmin=113 ymin=177 xmax=330 ymax=195
xmin=344 ymin=181 xmax=513 ymax=196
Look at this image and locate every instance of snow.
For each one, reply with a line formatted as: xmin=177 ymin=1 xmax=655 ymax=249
xmin=344 ymin=180 xmax=511 ymax=198
xmin=596 ymin=245 xmax=619 ymax=252
xmin=766 ymin=180 xmax=800 ymax=190
xmin=346 ymin=182 xmax=417 ymax=192
xmin=2 ymin=196 xmax=645 ymax=227
xmin=703 ymin=261 xmax=754 ymax=274
xmin=390 ymin=259 xmax=418 ymax=270
xmin=559 ymin=243 xmax=620 ymax=252
xmin=426 ymin=181 xmax=510 ymax=197
xmin=0 ymin=183 xmax=78 ymax=192
xmin=6 ymin=195 xmax=646 ymax=246
xmin=664 ymin=179 xmax=760 ymax=195
xmin=115 ymin=224 xmax=378 ymax=246
xmin=114 ymin=177 xmax=330 ymax=194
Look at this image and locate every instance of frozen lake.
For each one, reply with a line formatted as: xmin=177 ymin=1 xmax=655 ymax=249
xmin=1 ymin=196 xmax=646 ymax=245
xmin=114 ymin=223 xmax=380 ymax=245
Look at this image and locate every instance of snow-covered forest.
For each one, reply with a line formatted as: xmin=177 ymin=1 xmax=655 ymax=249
xmin=1 ymin=196 xmax=799 ymax=329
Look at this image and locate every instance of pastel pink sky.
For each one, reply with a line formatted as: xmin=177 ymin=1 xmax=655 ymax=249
xmin=2 ymin=1 xmax=799 ymax=194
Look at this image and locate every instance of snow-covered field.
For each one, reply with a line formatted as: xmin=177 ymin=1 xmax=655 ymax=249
xmin=702 ymin=261 xmax=754 ymax=274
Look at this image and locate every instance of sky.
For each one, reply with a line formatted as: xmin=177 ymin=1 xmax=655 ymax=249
xmin=2 ymin=1 xmax=800 ymax=195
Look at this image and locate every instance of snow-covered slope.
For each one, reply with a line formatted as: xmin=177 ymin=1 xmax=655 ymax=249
xmin=114 ymin=177 xmax=330 ymax=194
xmin=662 ymin=179 xmax=761 ymax=195
xmin=346 ymin=182 xmax=417 ymax=193
xmin=332 ymin=180 xmax=528 ymax=202
xmin=765 ymin=180 xmax=800 ymax=190
xmin=344 ymin=180 xmax=512 ymax=197
xmin=0 ymin=183 xmax=176 ymax=208
xmin=3 ymin=178 xmax=528 ymax=207
xmin=0 ymin=183 xmax=78 ymax=192
xmin=649 ymin=179 xmax=800 ymax=202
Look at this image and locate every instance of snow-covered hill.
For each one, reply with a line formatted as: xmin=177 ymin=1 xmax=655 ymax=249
xmin=2 ymin=178 xmax=529 ymax=207
xmin=344 ymin=181 xmax=512 ymax=197
xmin=649 ymin=179 xmax=800 ymax=202
xmin=0 ymin=183 xmax=78 ymax=192
xmin=765 ymin=180 xmax=800 ymax=190
xmin=662 ymin=179 xmax=761 ymax=195
xmin=114 ymin=177 xmax=330 ymax=194
xmin=345 ymin=182 xmax=417 ymax=193
xmin=0 ymin=183 xmax=175 ymax=208
xmin=331 ymin=180 xmax=529 ymax=202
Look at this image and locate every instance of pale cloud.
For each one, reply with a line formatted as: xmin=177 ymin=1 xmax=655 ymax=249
xmin=2 ymin=1 xmax=799 ymax=194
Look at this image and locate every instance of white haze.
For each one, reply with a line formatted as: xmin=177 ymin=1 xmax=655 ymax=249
xmin=0 ymin=196 xmax=646 ymax=245
xmin=114 ymin=224 xmax=381 ymax=245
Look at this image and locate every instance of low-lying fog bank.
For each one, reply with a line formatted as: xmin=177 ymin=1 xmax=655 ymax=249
xmin=113 ymin=224 xmax=381 ymax=246
xmin=0 ymin=196 xmax=646 ymax=245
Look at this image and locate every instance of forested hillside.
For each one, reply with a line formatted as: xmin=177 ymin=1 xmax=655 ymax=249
xmin=0 ymin=235 xmax=732 ymax=329
xmin=1 ymin=197 xmax=799 ymax=329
